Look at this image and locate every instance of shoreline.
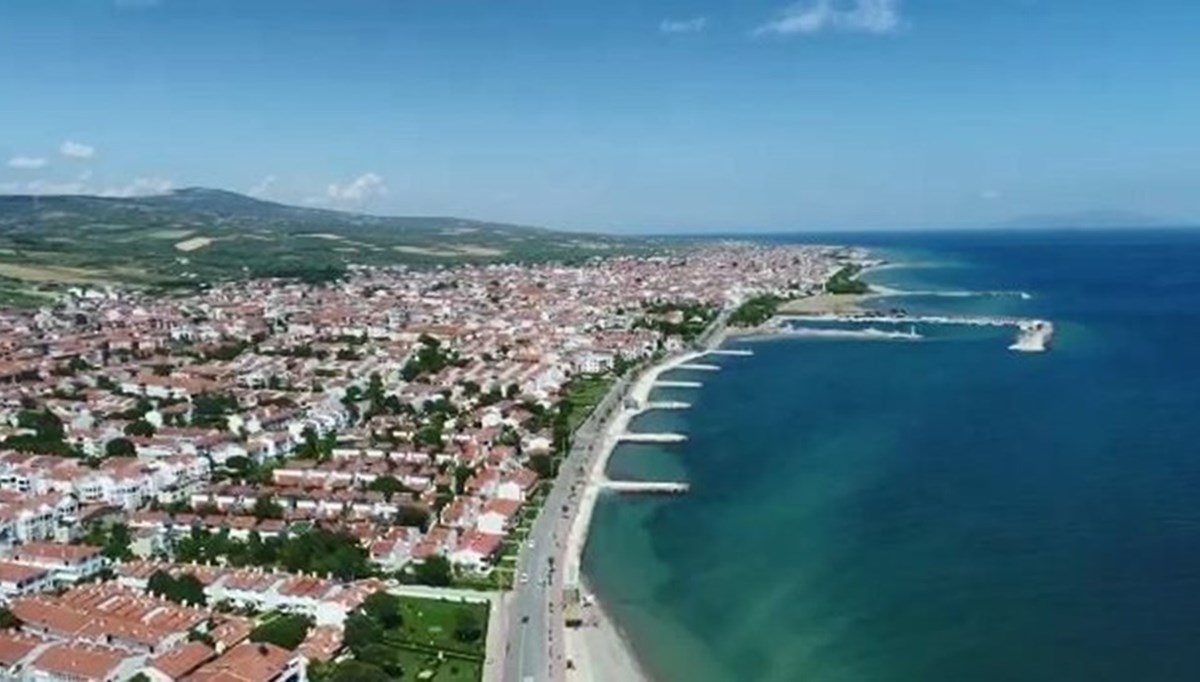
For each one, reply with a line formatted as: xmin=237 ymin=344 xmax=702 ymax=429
xmin=561 ymin=348 xmax=714 ymax=682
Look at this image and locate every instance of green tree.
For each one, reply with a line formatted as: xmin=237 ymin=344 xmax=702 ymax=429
xmin=528 ymin=454 xmax=554 ymax=479
xmin=327 ymin=661 xmax=391 ymax=682
xmin=824 ymin=265 xmax=870 ymax=295
xmin=146 ymin=570 xmax=207 ymax=606
xmin=367 ymin=475 xmax=406 ymax=500
xmin=276 ymin=528 xmax=372 ymax=580
xmin=249 ymin=613 xmax=313 ymax=650
xmin=93 ymin=522 xmax=134 ymax=561
xmin=125 ymin=419 xmax=156 ymax=437
xmin=5 ymin=408 xmax=75 ymax=456
xmin=454 ymin=607 xmax=484 ymax=644
xmin=104 ymin=437 xmax=137 ymax=458
xmin=414 ymin=555 xmax=453 ymax=587
xmin=357 ymin=643 xmax=404 ymax=677
xmin=365 ymin=372 xmax=384 ymax=408
xmin=361 ymin=592 xmax=404 ymax=630
xmin=17 ymin=408 xmax=64 ymax=440
xmin=453 ymin=465 xmax=474 ymax=495
xmin=343 ymin=612 xmax=383 ymax=656
xmin=252 ymin=494 xmax=284 ymax=521
xmin=394 ymin=504 xmax=430 ymax=530
xmin=170 ymin=573 xmax=207 ymax=606
xmin=146 ymin=570 xmax=175 ymax=600
xmin=0 ymin=607 xmax=21 ymax=630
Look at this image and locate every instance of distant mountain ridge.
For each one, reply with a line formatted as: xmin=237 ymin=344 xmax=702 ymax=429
xmin=0 ymin=188 xmax=649 ymax=302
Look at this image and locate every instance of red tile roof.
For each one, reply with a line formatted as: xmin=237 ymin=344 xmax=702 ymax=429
xmin=30 ymin=642 xmax=126 ymax=681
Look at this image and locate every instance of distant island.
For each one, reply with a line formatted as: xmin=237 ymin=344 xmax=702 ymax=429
xmin=0 ymin=188 xmax=654 ymax=305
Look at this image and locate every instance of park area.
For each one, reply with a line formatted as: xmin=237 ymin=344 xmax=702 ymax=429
xmin=310 ymin=593 xmax=490 ymax=682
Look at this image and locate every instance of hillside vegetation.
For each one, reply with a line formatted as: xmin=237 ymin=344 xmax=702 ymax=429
xmin=0 ymin=188 xmax=650 ymax=299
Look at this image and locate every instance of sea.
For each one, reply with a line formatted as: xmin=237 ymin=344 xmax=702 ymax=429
xmin=584 ymin=229 xmax=1200 ymax=682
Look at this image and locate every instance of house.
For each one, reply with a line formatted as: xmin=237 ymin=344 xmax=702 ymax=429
xmin=6 ymin=543 xmax=106 ymax=584
xmin=576 ymin=351 xmax=614 ymax=375
xmin=0 ymin=561 xmax=51 ymax=601
xmin=449 ymin=530 xmax=504 ymax=573
xmin=142 ymin=641 xmax=215 ymax=681
xmin=26 ymin=641 xmax=139 ymax=682
xmin=496 ymin=468 xmax=538 ymax=502
xmin=476 ymin=498 xmax=521 ymax=536
xmin=187 ymin=641 xmax=307 ymax=682
xmin=0 ymin=630 xmax=48 ymax=680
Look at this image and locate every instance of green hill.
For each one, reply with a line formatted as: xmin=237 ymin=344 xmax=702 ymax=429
xmin=0 ymin=188 xmax=650 ymax=300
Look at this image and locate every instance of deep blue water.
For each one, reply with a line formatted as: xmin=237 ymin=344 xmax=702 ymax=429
xmin=585 ymin=229 xmax=1200 ymax=682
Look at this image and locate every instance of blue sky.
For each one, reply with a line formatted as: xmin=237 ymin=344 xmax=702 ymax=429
xmin=1 ymin=0 xmax=1199 ymax=232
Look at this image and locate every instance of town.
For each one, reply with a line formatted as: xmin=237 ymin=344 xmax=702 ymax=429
xmin=0 ymin=244 xmax=842 ymax=682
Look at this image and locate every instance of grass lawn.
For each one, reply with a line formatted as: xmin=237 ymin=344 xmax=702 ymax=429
xmin=395 ymin=595 xmax=489 ymax=657
xmin=393 ymin=648 xmax=483 ymax=682
xmin=563 ymin=375 xmax=615 ymax=432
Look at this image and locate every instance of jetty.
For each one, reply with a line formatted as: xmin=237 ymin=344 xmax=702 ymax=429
xmin=642 ymin=401 xmax=691 ymax=411
xmin=776 ymin=312 xmax=1055 ymax=352
xmin=653 ymin=380 xmax=703 ymax=389
xmin=774 ymin=326 xmax=922 ymax=341
xmin=600 ymin=480 xmax=690 ymax=494
xmin=616 ymin=432 xmax=687 ymax=444
xmin=676 ymin=363 xmax=721 ymax=372
xmin=776 ymin=313 xmax=1031 ymax=327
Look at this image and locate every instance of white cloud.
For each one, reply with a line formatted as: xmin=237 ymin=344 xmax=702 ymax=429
xmin=755 ymin=0 xmax=903 ymax=37
xmin=660 ymin=16 xmax=708 ymax=34
xmin=0 ymin=179 xmax=87 ymax=195
xmin=980 ymin=189 xmax=1003 ymax=201
xmin=100 ymin=177 xmax=174 ymax=198
xmin=0 ymin=173 xmax=171 ymax=198
xmin=327 ymin=173 xmax=387 ymax=203
xmin=7 ymin=156 xmax=48 ymax=170
xmin=248 ymin=175 xmax=277 ymax=198
xmin=60 ymin=140 xmax=97 ymax=159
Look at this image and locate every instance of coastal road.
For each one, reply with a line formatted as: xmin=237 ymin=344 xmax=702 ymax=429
xmin=501 ymin=375 xmax=632 ymax=682
xmin=501 ymin=311 xmax=732 ymax=682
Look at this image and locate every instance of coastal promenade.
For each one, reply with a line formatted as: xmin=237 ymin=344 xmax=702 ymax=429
xmin=502 ymin=309 xmax=737 ymax=682
xmin=499 ymin=347 xmax=716 ymax=682
xmin=558 ymin=349 xmax=711 ymax=682
xmin=499 ymin=364 xmax=633 ymax=682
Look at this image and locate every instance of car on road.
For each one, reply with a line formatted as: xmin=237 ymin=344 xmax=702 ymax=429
xmin=520 ymin=572 xmax=530 ymax=584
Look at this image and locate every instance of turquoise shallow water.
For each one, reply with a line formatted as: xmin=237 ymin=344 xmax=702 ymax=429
xmin=584 ymin=230 xmax=1200 ymax=682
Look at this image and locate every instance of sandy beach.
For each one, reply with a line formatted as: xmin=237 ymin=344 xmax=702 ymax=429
xmin=561 ymin=349 xmax=709 ymax=682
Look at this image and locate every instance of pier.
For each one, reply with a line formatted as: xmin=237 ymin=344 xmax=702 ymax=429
xmin=776 ymin=313 xmax=1055 ymax=352
xmin=676 ymin=363 xmax=721 ymax=372
xmin=600 ymin=480 xmax=690 ymax=494
xmin=616 ymin=432 xmax=688 ymax=444
xmin=653 ymin=380 xmax=703 ymax=389
xmin=776 ymin=312 xmax=1038 ymax=328
xmin=642 ymin=401 xmax=691 ymax=411
xmin=775 ymin=326 xmax=922 ymax=341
